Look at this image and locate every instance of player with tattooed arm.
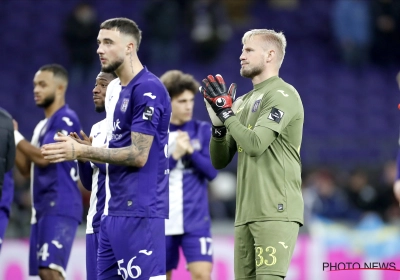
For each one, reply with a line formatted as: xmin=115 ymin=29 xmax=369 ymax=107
xmin=42 ymin=18 xmax=171 ymax=280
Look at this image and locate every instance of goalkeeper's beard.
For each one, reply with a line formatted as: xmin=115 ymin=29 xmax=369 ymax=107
xmin=240 ymin=63 xmax=264 ymax=79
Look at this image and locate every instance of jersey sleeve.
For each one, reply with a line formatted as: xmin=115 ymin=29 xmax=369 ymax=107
xmin=190 ymin=122 xmax=217 ymax=181
xmin=256 ymin=86 xmax=301 ymax=134
xmin=42 ymin=114 xmax=81 ymax=145
xmin=130 ymin=82 xmax=168 ymax=136
xmin=78 ymin=161 xmax=93 ymax=191
xmin=209 ymin=131 xmax=237 ymax=169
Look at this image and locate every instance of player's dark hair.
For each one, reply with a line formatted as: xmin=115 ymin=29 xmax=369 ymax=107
xmin=100 ymin=17 xmax=142 ymax=51
xmin=39 ymin=64 xmax=68 ymax=82
xmin=160 ymin=70 xmax=200 ymax=99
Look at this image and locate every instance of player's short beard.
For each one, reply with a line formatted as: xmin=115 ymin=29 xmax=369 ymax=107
xmin=37 ymin=94 xmax=55 ymax=108
xmin=102 ymin=58 xmax=124 ymax=74
xmin=95 ymin=105 xmax=105 ymax=113
xmin=240 ymin=63 xmax=264 ymax=79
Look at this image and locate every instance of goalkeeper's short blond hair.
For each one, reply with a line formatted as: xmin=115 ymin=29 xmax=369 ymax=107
xmin=242 ymin=29 xmax=287 ymax=67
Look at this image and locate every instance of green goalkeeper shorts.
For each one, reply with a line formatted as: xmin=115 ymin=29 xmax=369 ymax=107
xmin=234 ymin=221 xmax=299 ymax=279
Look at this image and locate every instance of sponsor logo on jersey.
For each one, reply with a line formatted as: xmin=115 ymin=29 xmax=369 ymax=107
xmin=143 ymin=106 xmax=154 ymax=121
xmin=51 ymin=240 xmax=63 ymax=249
xmin=62 ymin=117 xmax=74 ymax=126
xmin=268 ymin=108 xmax=284 ymax=124
xmin=278 ymin=90 xmax=289 ymax=97
xmin=279 ymin=241 xmax=288 ymax=249
xmin=277 ymin=203 xmax=284 ymax=211
xmin=143 ymin=92 xmax=156 ymax=99
xmin=139 ymin=250 xmax=153 ymax=255
xmin=93 ymin=132 xmax=101 ymax=138
xmin=113 ymin=119 xmax=121 ymax=131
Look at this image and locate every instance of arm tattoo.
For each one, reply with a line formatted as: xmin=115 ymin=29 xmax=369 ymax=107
xmin=78 ymin=132 xmax=153 ymax=167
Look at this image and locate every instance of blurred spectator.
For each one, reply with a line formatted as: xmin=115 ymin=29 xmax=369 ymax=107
xmin=370 ymin=0 xmax=400 ymax=66
xmin=345 ymin=169 xmax=381 ymax=214
xmin=63 ymin=3 xmax=99 ymax=85
xmin=143 ymin=0 xmax=181 ymax=67
xmin=189 ymin=0 xmax=232 ymax=63
xmin=8 ymin=170 xmax=31 ymax=237
xmin=332 ymin=0 xmax=371 ymax=67
xmin=268 ymin=0 xmax=299 ymax=10
xmin=397 ymin=71 xmax=400 ymax=90
xmin=303 ymin=169 xmax=360 ymax=221
xmin=393 ymin=72 xmax=400 ymax=205
xmin=209 ymin=171 xmax=236 ymax=219
xmin=378 ymin=160 xmax=399 ymax=221
xmin=221 ymin=0 xmax=253 ymax=26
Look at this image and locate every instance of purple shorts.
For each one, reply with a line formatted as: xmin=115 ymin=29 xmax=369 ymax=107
xmin=86 ymin=232 xmax=100 ymax=280
xmin=166 ymin=227 xmax=213 ymax=271
xmin=29 ymin=215 xmax=79 ymax=277
xmin=97 ymin=216 xmax=166 ymax=279
xmin=0 ymin=210 xmax=9 ymax=252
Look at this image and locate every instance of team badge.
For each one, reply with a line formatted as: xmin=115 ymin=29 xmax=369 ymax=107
xmin=120 ymin=98 xmax=129 ymax=112
xmin=268 ymin=107 xmax=284 ymax=123
xmin=191 ymin=139 xmax=201 ymax=151
xmin=252 ymin=100 xmax=261 ymax=112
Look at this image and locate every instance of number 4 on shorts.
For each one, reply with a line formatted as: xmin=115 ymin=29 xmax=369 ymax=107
xmin=38 ymin=243 xmax=50 ymax=261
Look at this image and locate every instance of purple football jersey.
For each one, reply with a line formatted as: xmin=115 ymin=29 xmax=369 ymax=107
xmin=31 ymin=105 xmax=82 ymax=222
xmin=166 ymin=120 xmax=217 ymax=235
xmin=105 ymin=67 xmax=171 ymax=218
xmin=78 ymin=120 xmax=107 ymax=234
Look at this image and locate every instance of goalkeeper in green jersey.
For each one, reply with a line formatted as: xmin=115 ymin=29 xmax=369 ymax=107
xmin=200 ymin=29 xmax=304 ymax=280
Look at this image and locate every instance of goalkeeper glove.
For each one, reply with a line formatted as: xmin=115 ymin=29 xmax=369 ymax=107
xmin=200 ymin=74 xmax=236 ymax=123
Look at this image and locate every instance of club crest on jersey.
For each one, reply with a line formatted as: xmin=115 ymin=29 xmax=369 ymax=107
xmin=216 ymin=97 xmax=226 ymax=107
xmin=120 ymin=98 xmax=129 ymax=112
xmin=268 ymin=107 xmax=284 ymax=123
xmin=190 ymin=139 xmax=201 ymax=151
xmin=252 ymin=100 xmax=261 ymax=112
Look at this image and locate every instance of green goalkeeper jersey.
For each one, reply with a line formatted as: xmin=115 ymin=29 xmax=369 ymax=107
xmin=210 ymin=76 xmax=304 ymax=226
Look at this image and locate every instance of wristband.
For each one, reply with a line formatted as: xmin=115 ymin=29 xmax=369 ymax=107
xmin=14 ymin=130 xmax=25 ymax=146
xmin=212 ymin=126 xmax=227 ymax=138
xmin=217 ymin=108 xmax=235 ymax=123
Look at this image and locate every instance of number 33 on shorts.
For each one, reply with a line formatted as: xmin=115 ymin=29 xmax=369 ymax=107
xmin=256 ymin=246 xmax=277 ymax=266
